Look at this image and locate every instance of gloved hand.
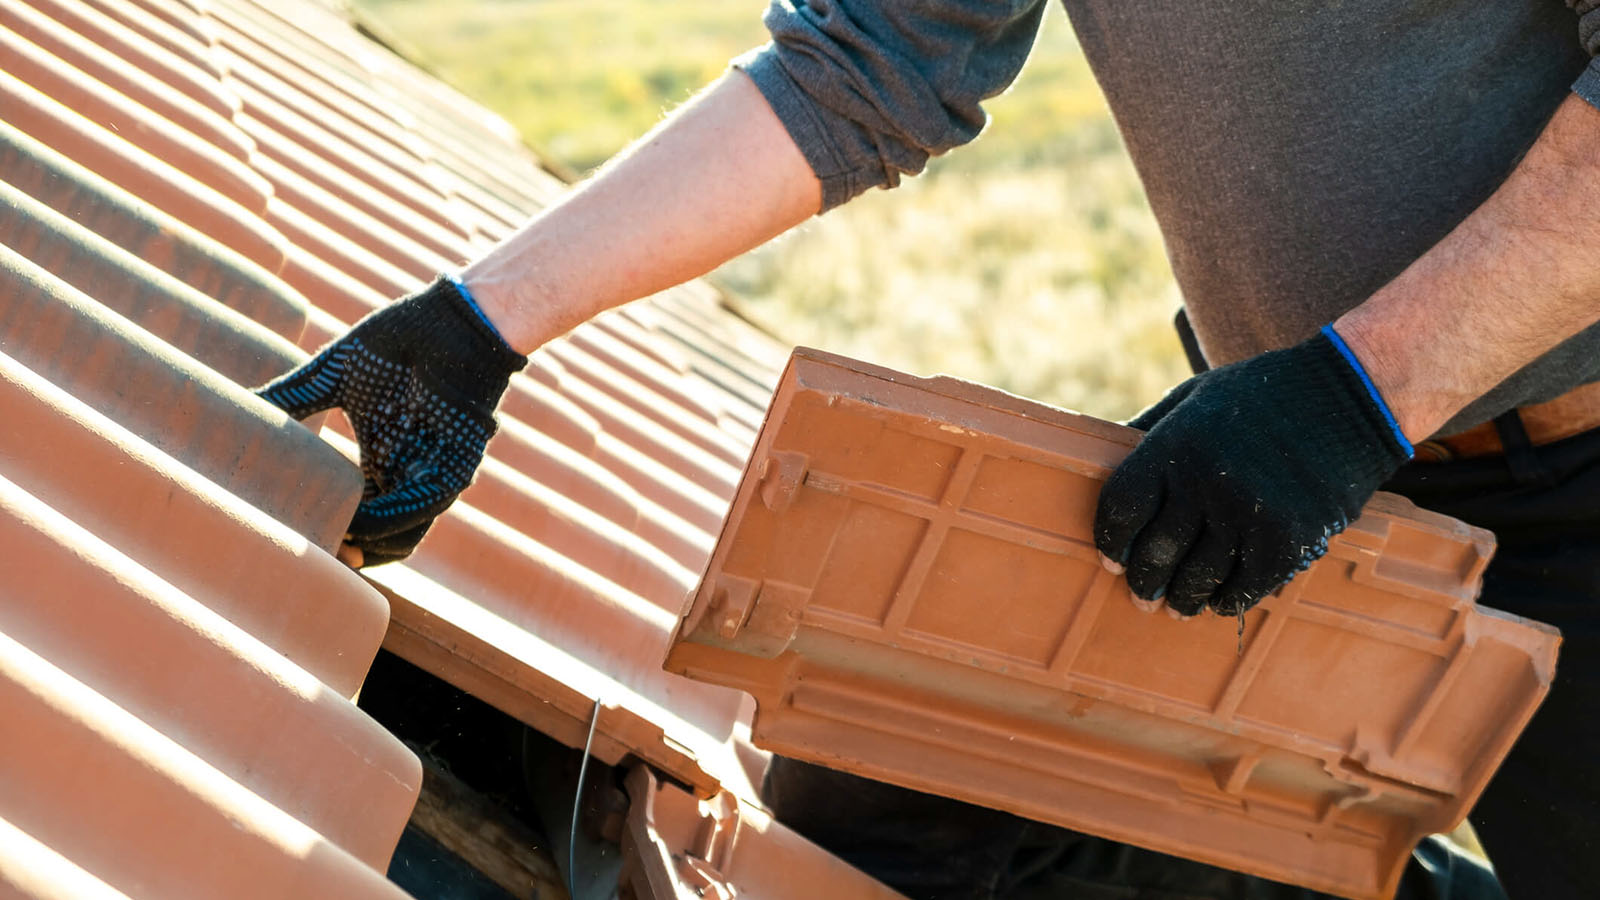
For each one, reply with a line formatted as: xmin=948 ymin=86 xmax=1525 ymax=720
xmin=1094 ymin=325 xmax=1414 ymax=617
xmin=257 ymin=276 xmax=527 ymax=566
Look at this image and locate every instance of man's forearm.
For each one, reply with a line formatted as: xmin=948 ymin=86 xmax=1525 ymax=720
xmin=460 ymin=70 xmax=822 ymax=352
xmin=1338 ymin=94 xmax=1600 ymax=439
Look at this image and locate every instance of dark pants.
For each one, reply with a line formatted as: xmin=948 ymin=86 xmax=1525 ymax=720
xmin=763 ymin=422 xmax=1600 ymax=899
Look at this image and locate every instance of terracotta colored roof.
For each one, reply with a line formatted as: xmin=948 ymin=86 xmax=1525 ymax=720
xmin=0 ymin=0 xmax=901 ymax=895
xmin=2 ymin=0 xmax=1559 ymax=896
xmin=665 ymin=348 xmax=1562 ymax=900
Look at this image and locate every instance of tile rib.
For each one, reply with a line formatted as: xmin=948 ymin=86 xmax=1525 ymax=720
xmin=0 ymin=631 xmax=412 ymax=900
xmin=0 ymin=179 xmax=301 ymax=388
xmin=0 ymin=244 xmax=359 ymax=553
xmin=0 ymin=119 xmax=307 ymax=341
xmin=0 ymin=476 xmax=420 ymax=869
xmin=0 ymin=351 xmax=386 ymax=697
xmin=0 ymin=67 xmax=286 ymax=272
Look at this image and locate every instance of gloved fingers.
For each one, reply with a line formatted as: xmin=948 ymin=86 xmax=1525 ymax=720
xmin=1163 ymin=523 xmax=1238 ymax=616
xmin=347 ymin=519 xmax=435 ymax=567
xmin=255 ymin=346 xmax=345 ymax=420
xmin=1127 ymin=377 xmax=1199 ymax=431
xmin=1123 ymin=496 xmax=1203 ymax=603
xmin=1211 ymin=532 xmax=1294 ymax=616
xmin=347 ymin=464 xmax=467 ymax=542
xmin=1094 ymin=453 xmax=1165 ymax=571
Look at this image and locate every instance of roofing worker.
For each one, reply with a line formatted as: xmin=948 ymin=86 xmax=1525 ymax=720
xmin=259 ymin=1 xmax=1600 ymax=896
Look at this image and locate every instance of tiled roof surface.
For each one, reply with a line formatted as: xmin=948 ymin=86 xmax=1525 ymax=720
xmin=0 ymin=0 xmax=864 ymax=895
xmin=665 ymin=349 xmax=1561 ymax=900
xmin=19 ymin=0 xmax=1522 ymax=895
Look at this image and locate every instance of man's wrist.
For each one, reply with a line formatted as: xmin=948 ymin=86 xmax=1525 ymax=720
xmin=447 ymin=274 xmax=521 ymax=358
xmin=1333 ymin=303 xmax=1461 ymax=442
xmin=455 ymin=264 xmax=563 ymax=354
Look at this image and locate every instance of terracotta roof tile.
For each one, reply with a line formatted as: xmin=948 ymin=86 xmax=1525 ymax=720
xmin=0 ymin=477 xmax=419 ymax=868
xmin=0 ymin=352 xmax=386 ymax=697
xmin=0 ymin=180 xmax=301 ymax=387
xmin=77 ymin=0 xmax=226 ymax=78
xmin=0 ymin=629 xmax=410 ymax=899
xmin=0 ymin=815 xmax=130 ymax=900
xmin=0 ymin=69 xmax=285 ymax=270
xmin=22 ymin=0 xmax=232 ymax=106
xmin=0 ymin=34 xmax=271 ymax=216
xmin=1 ymin=1 xmax=249 ymax=161
xmin=541 ymin=337 xmax=751 ymax=464
xmin=261 ymin=193 xmax=421 ymax=297
xmin=666 ymin=348 xmax=1561 ymax=900
xmin=0 ymin=244 xmax=360 ymax=550
xmin=483 ymin=415 xmax=716 ymax=571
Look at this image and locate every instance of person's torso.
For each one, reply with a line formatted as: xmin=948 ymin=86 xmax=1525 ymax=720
xmin=1059 ymin=0 xmax=1598 ymax=433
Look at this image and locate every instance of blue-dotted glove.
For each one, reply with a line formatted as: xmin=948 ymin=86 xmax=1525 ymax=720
xmin=1094 ymin=325 xmax=1414 ymax=617
xmin=257 ymin=277 xmax=526 ymax=565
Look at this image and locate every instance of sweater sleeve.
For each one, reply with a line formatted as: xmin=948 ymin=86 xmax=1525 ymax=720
xmin=736 ymin=0 xmax=1048 ymax=212
xmin=1570 ymin=1 xmax=1600 ymax=106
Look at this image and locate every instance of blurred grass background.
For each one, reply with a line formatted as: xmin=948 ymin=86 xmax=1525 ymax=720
xmin=352 ymin=0 xmax=1186 ymax=420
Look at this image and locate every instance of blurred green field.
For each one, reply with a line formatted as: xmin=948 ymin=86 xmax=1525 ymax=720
xmin=352 ymin=0 xmax=1186 ymax=419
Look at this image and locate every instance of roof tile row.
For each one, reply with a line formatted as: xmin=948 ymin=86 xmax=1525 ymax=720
xmin=0 ymin=244 xmax=357 ymax=549
xmin=0 ymin=476 xmax=414 ymax=869
xmin=0 ymin=628 xmax=408 ymax=900
xmin=0 ymin=118 xmax=307 ymax=339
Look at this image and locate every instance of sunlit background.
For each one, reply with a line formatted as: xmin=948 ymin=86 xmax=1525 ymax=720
xmin=351 ymin=0 xmax=1187 ymax=421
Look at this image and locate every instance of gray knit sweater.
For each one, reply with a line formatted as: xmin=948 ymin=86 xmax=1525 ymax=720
xmin=738 ymin=0 xmax=1600 ymax=435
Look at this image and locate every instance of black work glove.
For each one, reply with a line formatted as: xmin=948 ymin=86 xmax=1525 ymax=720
xmin=1094 ymin=326 xmax=1413 ymax=617
xmin=256 ymin=276 xmax=527 ymax=565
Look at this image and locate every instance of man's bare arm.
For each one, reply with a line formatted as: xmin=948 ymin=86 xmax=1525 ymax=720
xmin=1338 ymin=94 xmax=1600 ymax=440
xmin=460 ymin=70 xmax=822 ymax=352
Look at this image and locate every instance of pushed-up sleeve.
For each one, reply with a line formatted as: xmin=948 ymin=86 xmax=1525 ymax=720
xmin=737 ymin=0 xmax=1048 ymax=212
xmin=1570 ymin=1 xmax=1600 ymax=106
